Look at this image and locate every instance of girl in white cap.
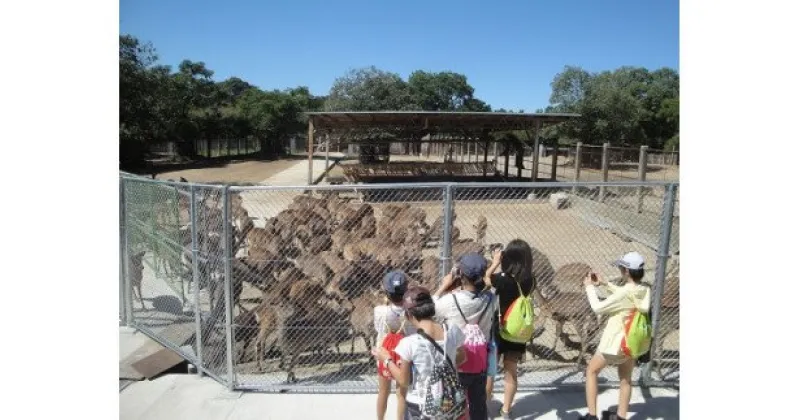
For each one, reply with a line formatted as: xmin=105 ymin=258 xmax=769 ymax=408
xmin=579 ymin=252 xmax=651 ymax=420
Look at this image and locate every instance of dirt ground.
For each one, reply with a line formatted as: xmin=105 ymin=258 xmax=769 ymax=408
xmin=154 ymin=160 xmax=300 ymax=184
xmin=150 ymin=154 xmax=678 ymax=186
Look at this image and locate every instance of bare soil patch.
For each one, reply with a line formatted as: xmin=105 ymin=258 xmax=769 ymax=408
xmin=154 ymin=160 xmax=299 ymax=184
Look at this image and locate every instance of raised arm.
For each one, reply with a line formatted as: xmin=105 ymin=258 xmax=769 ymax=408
xmin=433 ymin=271 xmax=457 ymax=298
xmin=585 ymin=285 xmax=631 ymax=315
xmin=483 ymin=248 xmax=503 ymax=287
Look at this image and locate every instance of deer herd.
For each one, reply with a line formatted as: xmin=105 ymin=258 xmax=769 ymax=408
xmin=127 ymin=187 xmax=679 ymax=383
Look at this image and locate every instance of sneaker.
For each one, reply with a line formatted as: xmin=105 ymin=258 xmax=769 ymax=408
xmin=501 ymin=408 xmax=513 ymax=419
xmin=578 ymin=415 xmax=599 ymax=420
xmin=608 ymin=415 xmax=627 ymax=420
xmin=601 ymin=410 xmax=612 ymax=420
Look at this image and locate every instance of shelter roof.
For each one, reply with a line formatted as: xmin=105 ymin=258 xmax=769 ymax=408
xmin=306 ymin=111 xmax=579 ymax=132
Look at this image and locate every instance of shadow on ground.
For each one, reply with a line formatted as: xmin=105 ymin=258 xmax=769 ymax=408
xmin=501 ymin=387 xmax=679 ymax=419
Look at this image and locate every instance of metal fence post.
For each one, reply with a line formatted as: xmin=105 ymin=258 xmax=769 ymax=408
xmin=190 ymin=185 xmax=203 ymax=376
xmin=122 ymin=178 xmax=134 ymax=324
xmin=600 ymin=142 xmax=610 ymax=202
xmin=119 ymin=177 xmax=129 ymax=325
xmin=440 ymin=184 xmax=455 ymax=280
xmin=222 ymin=186 xmax=236 ymax=390
xmin=637 ymin=145 xmax=649 ymax=213
xmin=642 ymin=183 xmax=677 ymax=384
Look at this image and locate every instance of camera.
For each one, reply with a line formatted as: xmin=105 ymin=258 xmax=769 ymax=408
xmin=489 ymin=243 xmax=504 ymax=252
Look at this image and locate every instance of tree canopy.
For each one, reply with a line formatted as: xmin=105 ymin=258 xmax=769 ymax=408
xmin=119 ymin=34 xmax=678 ymax=169
xmin=323 ymin=67 xmax=491 ymax=112
xmin=539 ymin=65 xmax=679 ymax=149
xmin=119 ymin=34 xmax=322 ymax=168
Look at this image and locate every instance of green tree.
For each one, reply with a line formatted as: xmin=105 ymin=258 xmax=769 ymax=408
xmin=408 ymin=71 xmax=478 ymax=110
xmin=325 ymin=66 xmax=413 ymax=111
xmin=546 ymin=65 xmax=679 ymax=148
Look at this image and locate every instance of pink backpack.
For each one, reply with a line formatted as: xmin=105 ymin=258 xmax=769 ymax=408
xmin=452 ymin=293 xmax=493 ymax=374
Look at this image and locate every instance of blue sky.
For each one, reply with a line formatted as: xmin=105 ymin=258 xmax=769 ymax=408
xmin=120 ymin=0 xmax=678 ymax=111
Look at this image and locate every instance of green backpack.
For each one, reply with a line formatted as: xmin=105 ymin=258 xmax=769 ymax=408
xmin=621 ymin=298 xmax=652 ymax=358
xmin=499 ymin=280 xmax=536 ymax=344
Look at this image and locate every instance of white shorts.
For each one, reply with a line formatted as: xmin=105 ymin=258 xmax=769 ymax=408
xmin=599 ymin=352 xmax=632 ymax=366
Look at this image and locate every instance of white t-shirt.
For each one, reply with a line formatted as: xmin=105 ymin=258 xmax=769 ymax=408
xmin=433 ymin=290 xmax=498 ymax=340
xmin=373 ymin=304 xmax=415 ymax=344
xmin=394 ymin=324 xmax=465 ymax=405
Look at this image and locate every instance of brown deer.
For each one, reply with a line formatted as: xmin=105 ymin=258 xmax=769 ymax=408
xmin=473 ymin=215 xmax=488 ymax=246
xmin=532 ymin=287 xmax=600 ymax=367
xmin=129 ymin=250 xmax=147 ymax=309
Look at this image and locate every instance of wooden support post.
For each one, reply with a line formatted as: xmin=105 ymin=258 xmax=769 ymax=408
xmin=599 ymin=142 xmax=610 ymax=202
xmin=572 ymin=142 xmax=583 ymax=194
xmin=531 ymin=121 xmax=542 ymax=182
xmin=550 ymin=145 xmax=559 ymax=181
xmin=307 ymin=118 xmax=315 ymax=185
xmin=324 ymin=134 xmax=330 ymax=181
xmin=637 ymin=145 xmax=649 ymax=213
xmin=493 ymin=141 xmax=499 ymax=163
xmin=482 ymin=132 xmax=490 ymax=177
xmin=504 ymin=142 xmax=510 ymax=178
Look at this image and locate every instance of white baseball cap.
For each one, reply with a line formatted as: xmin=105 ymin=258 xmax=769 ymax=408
xmin=612 ymin=252 xmax=645 ymax=270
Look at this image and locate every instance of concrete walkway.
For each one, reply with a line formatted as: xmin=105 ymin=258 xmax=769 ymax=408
xmin=120 ymin=374 xmax=679 ymax=419
xmin=260 ymin=158 xmax=338 ymax=185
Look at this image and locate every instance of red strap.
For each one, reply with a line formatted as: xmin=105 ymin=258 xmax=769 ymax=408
xmin=620 ymin=310 xmax=636 ymax=357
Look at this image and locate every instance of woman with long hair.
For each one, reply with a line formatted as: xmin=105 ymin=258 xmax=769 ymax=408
xmin=483 ymin=239 xmax=535 ymax=419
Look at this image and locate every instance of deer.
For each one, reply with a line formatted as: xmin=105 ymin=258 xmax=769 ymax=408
xmin=245 ymin=286 xmax=353 ymax=382
xmin=532 ymin=286 xmax=600 ymax=367
xmin=128 ymin=250 xmax=147 ymax=309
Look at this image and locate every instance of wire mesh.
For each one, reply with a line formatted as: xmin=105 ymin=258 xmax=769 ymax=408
xmin=189 ymin=184 xmax=231 ymax=384
xmin=645 ymin=150 xmax=680 ymax=182
xmin=450 ymin=183 xmax=677 ymax=388
xmin=226 ymin=185 xmax=446 ymax=390
xmin=652 ymin=255 xmax=679 ymax=383
xmin=120 ymin=176 xmax=679 ymax=392
xmin=122 ymin=178 xmax=199 ymax=365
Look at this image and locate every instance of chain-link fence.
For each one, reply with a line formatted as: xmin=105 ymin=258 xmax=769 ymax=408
xmin=120 ymin=175 xmax=679 ymax=392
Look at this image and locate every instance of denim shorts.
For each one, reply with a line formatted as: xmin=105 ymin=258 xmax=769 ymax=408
xmin=487 ymin=340 xmax=498 ymax=376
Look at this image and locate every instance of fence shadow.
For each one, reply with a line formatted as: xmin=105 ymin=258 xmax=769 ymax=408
xmin=601 ymin=387 xmax=681 ymax=420
xmin=504 ymin=387 xmax=680 ymax=419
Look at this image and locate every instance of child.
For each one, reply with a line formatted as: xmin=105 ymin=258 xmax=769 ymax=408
xmin=432 ymin=253 xmax=498 ymax=420
xmin=579 ymin=252 xmax=652 ymax=420
xmin=373 ymin=270 xmax=413 ymax=420
xmin=373 ymin=285 xmax=467 ymax=420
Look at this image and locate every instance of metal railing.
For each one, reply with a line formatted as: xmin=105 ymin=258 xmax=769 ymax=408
xmin=120 ymin=174 xmax=679 ymax=392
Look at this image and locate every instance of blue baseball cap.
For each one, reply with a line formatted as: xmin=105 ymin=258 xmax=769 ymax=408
xmin=383 ymin=270 xmax=408 ymax=295
xmin=458 ymin=252 xmax=488 ymax=280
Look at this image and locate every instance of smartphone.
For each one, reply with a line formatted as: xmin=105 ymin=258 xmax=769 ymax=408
xmin=590 ymin=272 xmax=598 ymax=282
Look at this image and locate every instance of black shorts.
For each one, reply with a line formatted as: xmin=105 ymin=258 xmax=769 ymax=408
xmin=494 ymin=332 xmax=527 ymax=360
xmin=492 ymin=317 xmax=526 ymax=360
